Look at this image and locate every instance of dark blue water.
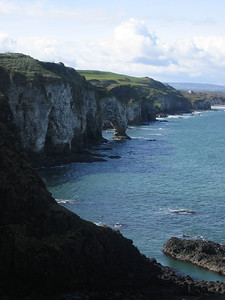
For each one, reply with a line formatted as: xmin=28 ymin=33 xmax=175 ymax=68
xmin=38 ymin=108 xmax=225 ymax=282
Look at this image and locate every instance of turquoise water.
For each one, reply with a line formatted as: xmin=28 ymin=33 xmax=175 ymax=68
xmin=38 ymin=108 xmax=225 ymax=282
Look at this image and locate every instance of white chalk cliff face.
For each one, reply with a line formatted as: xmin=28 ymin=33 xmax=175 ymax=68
xmin=7 ymin=81 xmax=130 ymax=154
xmin=7 ymin=82 xmax=103 ymax=153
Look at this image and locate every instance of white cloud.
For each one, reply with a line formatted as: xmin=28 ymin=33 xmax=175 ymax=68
xmin=1 ymin=17 xmax=225 ymax=84
xmin=0 ymin=33 xmax=16 ymax=52
xmin=111 ymin=19 xmax=166 ymax=65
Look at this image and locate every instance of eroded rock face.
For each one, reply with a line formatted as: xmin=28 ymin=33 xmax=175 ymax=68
xmin=126 ymin=99 xmax=155 ymax=124
xmin=7 ymin=82 xmax=102 ymax=153
xmin=163 ymin=237 xmax=225 ymax=275
xmin=0 ymin=54 xmax=133 ymax=159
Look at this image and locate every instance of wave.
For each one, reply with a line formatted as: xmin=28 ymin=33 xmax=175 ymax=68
xmin=181 ymin=233 xmax=204 ymax=239
xmin=56 ymin=198 xmax=75 ymax=204
xmin=113 ymin=222 xmax=123 ymax=228
xmin=94 ymin=222 xmax=103 ymax=226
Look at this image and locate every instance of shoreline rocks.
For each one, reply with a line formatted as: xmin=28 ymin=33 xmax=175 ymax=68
xmin=163 ymin=237 xmax=225 ymax=276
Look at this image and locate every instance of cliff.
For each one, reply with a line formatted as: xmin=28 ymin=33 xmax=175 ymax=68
xmin=1 ymin=93 xmax=225 ymax=299
xmin=181 ymin=91 xmax=225 ymax=109
xmin=78 ymin=70 xmax=192 ymax=121
xmin=0 ymin=54 xmax=129 ymax=165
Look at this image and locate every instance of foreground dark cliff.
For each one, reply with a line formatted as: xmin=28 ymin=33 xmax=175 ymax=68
xmin=1 ymin=86 xmax=225 ymax=299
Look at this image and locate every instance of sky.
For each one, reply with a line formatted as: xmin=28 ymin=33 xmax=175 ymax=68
xmin=1 ymin=0 xmax=225 ymax=85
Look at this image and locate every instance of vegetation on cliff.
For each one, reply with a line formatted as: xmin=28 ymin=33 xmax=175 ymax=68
xmin=0 ymin=53 xmax=90 ymax=106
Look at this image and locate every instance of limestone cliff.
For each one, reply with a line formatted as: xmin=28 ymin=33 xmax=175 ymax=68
xmin=0 ymin=53 xmax=129 ymax=162
xmin=109 ymin=84 xmax=156 ymax=124
xmin=7 ymin=82 xmax=102 ymax=153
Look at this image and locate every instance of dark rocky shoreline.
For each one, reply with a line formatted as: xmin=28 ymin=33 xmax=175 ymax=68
xmin=163 ymin=237 xmax=225 ymax=276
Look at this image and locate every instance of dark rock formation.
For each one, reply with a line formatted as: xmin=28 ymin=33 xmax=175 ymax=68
xmin=1 ymin=94 xmax=225 ymax=300
xmin=163 ymin=237 xmax=225 ymax=275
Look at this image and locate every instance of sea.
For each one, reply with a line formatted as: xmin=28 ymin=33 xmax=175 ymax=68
xmin=38 ymin=106 xmax=225 ymax=283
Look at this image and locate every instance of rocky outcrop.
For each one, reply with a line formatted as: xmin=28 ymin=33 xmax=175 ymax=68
xmin=1 ymin=94 xmax=225 ymax=299
xmin=163 ymin=237 xmax=225 ymax=275
xmin=100 ymin=96 xmax=130 ymax=139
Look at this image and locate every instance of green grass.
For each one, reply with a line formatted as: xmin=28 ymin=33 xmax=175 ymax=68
xmin=0 ymin=53 xmax=60 ymax=82
xmin=78 ymin=70 xmax=184 ymax=104
xmin=78 ymin=70 xmax=167 ymax=89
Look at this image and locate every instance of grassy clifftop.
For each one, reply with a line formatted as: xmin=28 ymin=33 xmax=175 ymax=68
xmin=78 ymin=70 xmax=186 ymax=113
xmin=78 ymin=70 xmax=167 ymax=89
xmin=78 ymin=70 xmax=182 ymax=97
xmin=0 ymin=53 xmax=88 ymax=96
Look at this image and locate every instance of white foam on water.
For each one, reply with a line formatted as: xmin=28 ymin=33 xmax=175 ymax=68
xmin=56 ymin=198 xmax=75 ymax=204
xmin=211 ymin=105 xmax=225 ymax=110
xmin=113 ymin=222 xmax=123 ymax=228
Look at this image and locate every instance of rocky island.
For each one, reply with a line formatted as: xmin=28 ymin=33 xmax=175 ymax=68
xmin=164 ymin=237 xmax=225 ymax=275
xmin=1 ymin=53 xmax=225 ymax=299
